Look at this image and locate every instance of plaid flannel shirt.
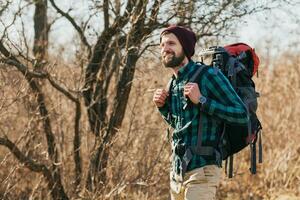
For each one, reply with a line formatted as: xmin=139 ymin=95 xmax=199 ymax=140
xmin=158 ymin=60 xmax=248 ymax=173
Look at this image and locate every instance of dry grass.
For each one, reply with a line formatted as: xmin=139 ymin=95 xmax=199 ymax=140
xmin=0 ymin=51 xmax=300 ymax=200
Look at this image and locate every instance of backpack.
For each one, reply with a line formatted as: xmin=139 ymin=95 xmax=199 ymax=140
xmin=198 ymin=43 xmax=262 ymax=177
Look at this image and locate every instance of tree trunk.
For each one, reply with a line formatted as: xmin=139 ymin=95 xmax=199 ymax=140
xmin=33 ymin=0 xmax=48 ymax=66
xmin=86 ymin=47 xmax=140 ymax=191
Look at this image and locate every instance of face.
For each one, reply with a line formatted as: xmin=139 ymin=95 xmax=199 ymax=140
xmin=160 ymin=33 xmax=186 ymax=68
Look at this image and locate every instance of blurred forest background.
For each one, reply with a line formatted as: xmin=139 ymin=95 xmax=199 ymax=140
xmin=0 ymin=0 xmax=300 ymax=199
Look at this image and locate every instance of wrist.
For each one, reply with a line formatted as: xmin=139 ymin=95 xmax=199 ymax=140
xmin=198 ymin=95 xmax=207 ymax=106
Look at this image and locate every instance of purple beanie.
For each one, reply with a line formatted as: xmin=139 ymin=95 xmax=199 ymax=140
xmin=160 ymin=25 xmax=197 ymax=59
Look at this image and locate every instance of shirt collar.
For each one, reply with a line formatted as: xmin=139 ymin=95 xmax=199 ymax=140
xmin=176 ymin=60 xmax=195 ymax=81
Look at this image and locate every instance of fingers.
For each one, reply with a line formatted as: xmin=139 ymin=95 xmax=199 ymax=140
xmin=153 ymin=83 xmax=200 ymax=107
xmin=184 ymin=83 xmax=202 ymax=102
xmin=184 ymin=82 xmax=197 ymax=88
xmin=154 ymin=89 xmax=168 ymax=99
xmin=184 ymin=83 xmax=197 ymax=96
xmin=153 ymin=89 xmax=169 ymax=107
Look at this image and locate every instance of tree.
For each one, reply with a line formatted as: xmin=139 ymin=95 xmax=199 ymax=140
xmin=0 ymin=0 xmax=294 ymax=199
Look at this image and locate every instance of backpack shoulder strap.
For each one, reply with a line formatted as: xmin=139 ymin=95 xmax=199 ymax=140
xmin=166 ymin=78 xmax=173 ymax=92
xmin=165 ymin=78 xmax=174 ymax=124
xmin=189 ymin=63 xmax=209 ymax=83
xmin=189 ymin=63 xmax=218 ymax=160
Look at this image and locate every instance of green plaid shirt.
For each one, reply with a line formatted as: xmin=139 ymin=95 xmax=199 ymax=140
xmin=158 ymin=61 xmax=248 ymax=173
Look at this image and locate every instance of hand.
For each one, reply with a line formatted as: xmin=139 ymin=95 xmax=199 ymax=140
xmin=153 ymin=89 xmax=169 ymax=107
xmin=184 ymin=82 xmax=201 ymax=104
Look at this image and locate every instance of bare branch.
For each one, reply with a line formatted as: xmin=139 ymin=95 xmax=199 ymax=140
xmin=82 ymin=11 xmax=98 ymax=33
xmin=0 ymin=42 xmax=47 ymax=78
xmin=1 ymin=40 xmax=83 ymax=191
xmin=48 ymin=0 xmax=92 ymax=57
xmin=147 ymin=0 xmax=162 ymax=27
xmin=0 ymin=136 xmax=69 ymax=199
xmin=73 ymin=100 xmax=82 ymax=189
xmin=46 ymin=74 xmax=78 ymax=103
xmin=82 ymin=0 xmax=135 ymax=139
xmin=1 ymin=58 xmax=47 ymax=78
xmin=0 ymin=136 xmax=50 ymax=174
xmin=0 ymin=1 xmax=33 ymax=40
xmin=0 ymin=1 xmax=11 ymax=17
xmin=45 ymin=73 xmax=83 ymax=188
xmin=139 ymin=43 xmax=158 ymax=57
xmin=0 ymin=40 xmax=68 ymax=199
xmin=20 ymin=15 xmax=31 ymax=61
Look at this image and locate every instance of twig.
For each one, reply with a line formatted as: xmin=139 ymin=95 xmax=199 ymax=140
xmin=48 ymin=0 xmax=92 ymax=57
xmin=0 ymin=136 xmax=50 ymax=173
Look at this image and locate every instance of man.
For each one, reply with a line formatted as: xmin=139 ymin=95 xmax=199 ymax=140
xmin=153 ymin=25 xmax=248 ymax=200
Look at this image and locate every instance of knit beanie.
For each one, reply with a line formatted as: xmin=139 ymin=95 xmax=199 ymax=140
xmin=160 ymin=25 xmax=196 ymax=59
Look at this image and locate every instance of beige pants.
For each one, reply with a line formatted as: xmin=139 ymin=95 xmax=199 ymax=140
xmin=170 ymin=165 xmax=221 ymax=200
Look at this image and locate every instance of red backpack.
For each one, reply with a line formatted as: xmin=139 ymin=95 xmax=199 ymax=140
xmin=224 ymin=43 xmax=260 ymax=77
xmin=199 ymin=43 xmax=262 ymax=178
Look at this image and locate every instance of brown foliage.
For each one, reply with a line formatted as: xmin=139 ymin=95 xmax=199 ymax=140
xmin=2 ymin=50 xmax=300 ymax=199
xmin=1 ymin=1 xmax=300 ymax=199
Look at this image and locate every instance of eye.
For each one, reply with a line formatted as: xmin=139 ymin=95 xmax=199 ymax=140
xmin=168 ymin=41 xmax=175 ymax=46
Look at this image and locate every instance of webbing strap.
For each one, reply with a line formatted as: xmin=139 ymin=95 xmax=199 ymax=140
xmin=258 ymin=130 xmax=263 ymax=163
xmin=250 ymin=143 xmax=257 ymax=174
xmin=166 ymin=78 xmax=174 ymax=123
xmin=225 ymin=155 xmax=234 ymax=178
xmin=180 ymin=64 xmax=214 ymax=178
xmin=197 ymin=111 xmax=204 ymax=149
xmin=227 ymin=57 xmax=235 ymax=77
xmin=180 ymin=146 xmax=215 ymax=177
xmin=183 ymin=64 xmax=212 ymax=155
xmin=190 ymin=146 xmax=214 ymax=156
xmin=166 ymin=78 xmax=173 ymax=93
xmin=178 ymin=145 xmax=215 ymax=178
xmin=243 ymin=98 xmax=256 ymax=175
xmin=181 ymin=148 xmax=193 ymax=177
xmin=229 ymin=155 xmax=233 ymax=178
xmin=190 ymin=64 xmax=207 ymax=149
xmin=190 ymin=64 xmax=206 ymax=82
xmin=173 ymin=64 xmax=216 ymax=178
xmin=225 ymin=158 xmax=228 ymax=175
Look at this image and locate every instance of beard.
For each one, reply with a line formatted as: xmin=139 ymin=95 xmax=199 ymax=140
xmin=162 ymin=51 xmax=185 ymax=68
